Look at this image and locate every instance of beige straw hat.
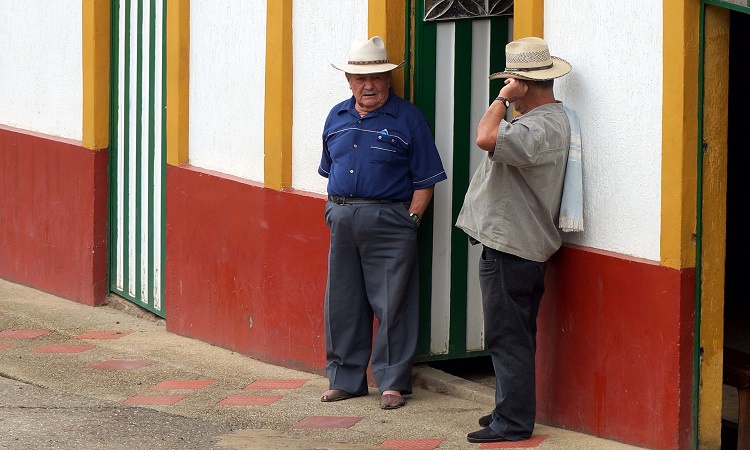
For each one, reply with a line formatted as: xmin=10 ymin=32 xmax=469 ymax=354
xmin=489 ymin=37 xmax=572 ymax=81
xmin=331 ymin=36 xmax=405 ymax=74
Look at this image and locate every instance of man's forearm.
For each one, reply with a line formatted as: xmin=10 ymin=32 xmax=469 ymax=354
xmin=476 ymin=99 xmax=506 ymax=152
xmin=409 ymin=186 xmax=434 ymax=217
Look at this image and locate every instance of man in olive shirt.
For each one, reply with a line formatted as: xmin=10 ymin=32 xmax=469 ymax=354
xmin=456 ymin=37 xmax=572 ymax=443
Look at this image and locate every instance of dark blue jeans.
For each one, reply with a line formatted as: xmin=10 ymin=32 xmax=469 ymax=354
xmin=479 ymin=245 xmax=546 ymax=440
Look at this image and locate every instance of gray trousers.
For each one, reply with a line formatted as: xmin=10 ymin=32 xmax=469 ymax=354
xmin=479 ymin=245 xmax=546 ymax=440
xmin=324 ymin=201 xmax=419 ymax=396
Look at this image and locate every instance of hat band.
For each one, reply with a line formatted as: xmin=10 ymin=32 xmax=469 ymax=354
xmin=505 ymin=62 xmax=554 ymax=72
xmin=348 ymin=59 xmax=391 ymax=65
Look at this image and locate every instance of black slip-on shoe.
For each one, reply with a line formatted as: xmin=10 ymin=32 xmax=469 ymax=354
xmin=478 ymin=413 xmax=492 ymax=427
xmin=466 ymin=427 xmax=508 ymax=443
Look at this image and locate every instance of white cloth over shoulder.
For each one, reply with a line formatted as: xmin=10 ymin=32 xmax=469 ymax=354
xmin=559 ymin=106 xmax=584 ymax=232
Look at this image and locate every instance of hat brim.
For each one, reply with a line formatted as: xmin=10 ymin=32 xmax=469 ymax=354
xmin=331 ymin=61 xmax=405 ymax=74
xmin=489 ymin=56 xmax=572 ymax=81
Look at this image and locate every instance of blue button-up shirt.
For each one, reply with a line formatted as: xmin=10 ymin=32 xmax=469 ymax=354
xmin=319 ymin=90 xmax=446 ymax=201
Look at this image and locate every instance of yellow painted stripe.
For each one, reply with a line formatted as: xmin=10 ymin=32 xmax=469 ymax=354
xmin=512 ymin=0 xmax=544 ymax=39
xmin=264 ymin=0 xmax=293 ymax=191
xmin=368 ymin=0 xmax=406 ymax=97
xmin=662 ymin=0 xmax=699 ymax=270
xmin=698 ymin=6 xmax=730 ymax=449
xmin=82 ymin=0 xmax=110 ymax=150
xmin=166 ymin=0 xmax=189 ymax=166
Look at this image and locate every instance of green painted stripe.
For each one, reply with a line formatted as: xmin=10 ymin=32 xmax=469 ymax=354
xmin=490 ymin=18 xmax=508 ymax=101
xmin=403 ymin=0 xmax=412 ymax=100
xmin=148 ymin=0 xmax=156 ymax=305
xmin=413 ymin=0 xmax=438 ymax=360
xmin=121 ymin=0 xmax=132 ymax=298
xmin=108 ymin=0 xmax=119 ymax=293
xmin=160 ymin=0 xmax=167 ymax=315
xmin=704 ymin=0 xmax=750 ymax=14
xmin=135 ymin=0 xmax=143 ymax=300
xmin=448 ymin=20 xmax=472 ymax=357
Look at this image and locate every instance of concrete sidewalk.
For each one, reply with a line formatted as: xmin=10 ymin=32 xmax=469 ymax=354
xmin=0 ymin=279 xmax=645 ymax=450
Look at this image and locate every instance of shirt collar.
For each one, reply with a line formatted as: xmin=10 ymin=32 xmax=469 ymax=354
xmin=511 ymin=101 xmax=564 ymax=122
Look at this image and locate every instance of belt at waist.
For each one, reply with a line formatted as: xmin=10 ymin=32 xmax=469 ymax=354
xmin=328 ymin=195 xmax=398 ymax=205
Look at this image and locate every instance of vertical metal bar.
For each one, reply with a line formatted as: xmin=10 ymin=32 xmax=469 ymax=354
xmin=448 ymin=20 xmax=472 ymax=356
xmin=465 ymin=19 xmax=490 ymax=352
xmin=695 ymin=4 xmax=707 ymax=448
xmin=489 ymin=18 xmax=508 ymax=106
xmin=147 ymin=0 xmax=156 ymax=307
xmin=110 ymin=0 xmax=121 ymax=292
xmin=122 ymin=0 xmax=138 ymax=299
xmin=412 ymin=0 xmax=438 ymax=359
xmin=156 ymin=0 xmax=166 ymax=313
xmin=134 ymin=0 xmax=143 ymax=301
xmin=110 ymin=0 xmax=126 ymax=291
xmin=139 ymin=0 xmax=150 ymax=304
xmin=431 ymin=21 xmax=455 ymax=355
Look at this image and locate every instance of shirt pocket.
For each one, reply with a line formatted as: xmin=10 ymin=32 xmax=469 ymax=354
xmin=370 ymin=133 xmax=409 ymax=166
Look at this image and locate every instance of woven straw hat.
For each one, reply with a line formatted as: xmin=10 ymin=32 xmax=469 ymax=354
xmin=331 ymin=36 xmax=405 ymax=74
xmin=489 ymin=37 xmax=571 ymax=81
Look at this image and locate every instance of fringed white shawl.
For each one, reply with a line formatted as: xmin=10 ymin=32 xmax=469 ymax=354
xmin=559 ymin=106 xmax=584 ymax=232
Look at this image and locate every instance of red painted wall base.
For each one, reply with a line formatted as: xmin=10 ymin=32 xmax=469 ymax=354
xmin=165 ymin=165 xmax=330 ymax=373
xmin=0 ymin=125 xmax=108 ymax=306
xmin=539 ymin=245 xmax=695 ymax=450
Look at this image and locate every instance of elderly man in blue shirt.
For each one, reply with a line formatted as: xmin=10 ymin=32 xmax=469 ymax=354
xmin=318 ymin=36 xmax=446 ymax=410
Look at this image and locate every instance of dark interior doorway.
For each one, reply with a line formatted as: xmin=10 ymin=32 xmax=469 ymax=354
xmin=723 ymin=10 xmax=749 ymax=323
xmin=721 ymin=9 xmax=750 ymax=450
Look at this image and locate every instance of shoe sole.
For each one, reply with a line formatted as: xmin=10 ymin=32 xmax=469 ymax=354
xmin=379 ymin=394 xmax=405 ymax=409
xmin=320 ymin=389 xmax=357 ymax=402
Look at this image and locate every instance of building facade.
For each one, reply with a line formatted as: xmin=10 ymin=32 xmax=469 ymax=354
xmin=1 ymin=1 xmax=746 ymax=448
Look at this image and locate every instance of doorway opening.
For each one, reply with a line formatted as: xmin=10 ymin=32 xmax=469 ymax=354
xmin=721 ymin=9 xmax=750 ymax=449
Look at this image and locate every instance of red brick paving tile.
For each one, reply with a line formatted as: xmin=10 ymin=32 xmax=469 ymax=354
xmin=0 ymin=329 xmax=52 ymax=338
xmin=479 ymin=435 xmax=546 ymax=448
xmin=151 ymin=379 xmax=215 ymax=390
xmin=244 ymin=379 xmax=309 ymax=390
xmin=86 ymin=359 xmax=154 ymax=370
xmin=381 ymin=438 xmax=445 ymax=449
xmin=0 ymin=343 xmax=12 ymax=350
xmin=72 ymin=330 xmax=134 ymax=340
xmin=122 ymin=395 xmax=187 ymax=406
xmin=291 ymin=416 xmax=363 ymax=429
xmin=33 ymin=344 xmax=96 ymax=353
xmin=216 ymin=395 xmax=283 ymax=406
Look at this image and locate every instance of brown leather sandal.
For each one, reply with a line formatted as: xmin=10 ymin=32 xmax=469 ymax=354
xmin=320 ymin=389 xmax=355 ymax=402
xmin=379 ymin=393 xmax=405 ymax=409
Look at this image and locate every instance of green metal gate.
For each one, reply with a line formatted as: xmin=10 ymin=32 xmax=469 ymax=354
xmin=109 ymin=0 xmax=166 ymax=317
xmin=410 ymin=0 xmax=511 ymax=361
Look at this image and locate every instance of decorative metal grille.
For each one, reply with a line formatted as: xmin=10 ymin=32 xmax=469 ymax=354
xmin=424 ymin=0 xmax=513 ymax=21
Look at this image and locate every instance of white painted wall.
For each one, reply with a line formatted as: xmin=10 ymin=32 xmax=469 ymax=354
xmin=189 ymin=0 xmax=267 ymax=181
xmin=291 ymin=1 xmax=369 ymax=194
xmin=0 ymin=1 xmax=82 ymax=141
xmin=547 ymin=0 xmax=663 ymax=261
xmin=0 ymin=1 xmax=664 ymax=263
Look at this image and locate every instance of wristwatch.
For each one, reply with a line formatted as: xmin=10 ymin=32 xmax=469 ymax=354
xmin=496 ymin=96 xmax=510 ymax=109
xmin=409 ymin=212 xmax=421 ymax=224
